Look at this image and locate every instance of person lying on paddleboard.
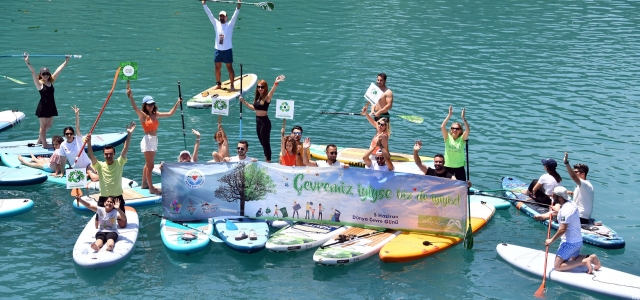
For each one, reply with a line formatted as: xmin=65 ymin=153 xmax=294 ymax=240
xmin=361 ymin=103 xmax=391 ymax=155
xmin=363 ymin=135 xmax=394 ymax=171
xmin=201 ymin=0 xmax=242 ymax=91
xmin=301 ymin=138 xmax=349 ymax=168
xmin=535 ymin=186 xmax=602 ymax=274
xmin=210 ymin=116 xmax=229 ymax=162
xmin=76 ymin=196 xmax=127 ymax=252
xmin=527 ymin=158 xmax=562 ymax=206
xmin=440 ymin=106 xmax=470 ymax=182
xmin=59 ymin=106 xmax=99 ymax=182
xmin=18 ymin=135 xmax=64 ymax=176
xmin=370 ymin=73 xmax=393 ymax=122
xmin=223 ymin=140 xmax=258 ymax=162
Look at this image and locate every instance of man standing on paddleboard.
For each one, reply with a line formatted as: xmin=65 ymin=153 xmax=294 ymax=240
xmin=370 ymin=73 xmax=393 ymax=122
xmin=202 ymin=0 xmax=242 ymax=91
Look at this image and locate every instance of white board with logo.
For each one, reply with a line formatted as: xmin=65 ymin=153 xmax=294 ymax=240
xmin=66 ymin=168 xmax=87 ymax=189
xmin=275 ymin=99 xmax=295 ymax=119
xmin=364 ymin=83 xmax=383 ymax=106
xmin=211 ymin=98 xmax=230 ymax=116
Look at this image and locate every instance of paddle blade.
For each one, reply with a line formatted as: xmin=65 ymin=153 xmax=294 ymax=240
xmin=2 ymin=75 xmax=27 ymax=84
xmin=225 ymin=219 xmax=239 ymax=230
xmin=256 ymin=2 xmax=274 ymax=11
xmin=464 ymin=226 xmax=473 ymax=249
xmin=398 ymin=115 xmax=424 ymax=124
xmin=534 ymin=285 xmax=546 ymax=298
xmin=70 ymin=188 xmax=83 ymax=197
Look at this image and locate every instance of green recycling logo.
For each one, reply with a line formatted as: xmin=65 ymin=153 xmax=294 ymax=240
xmin=370 ymin=89 xmax=378 ymax=96
xmin=279 ymin=102 xmax=290 ymax=112
xmin=213 ymin=99 xmax=227 ymax=111
xmin=68 ymin=170 xmax=85 ymax=183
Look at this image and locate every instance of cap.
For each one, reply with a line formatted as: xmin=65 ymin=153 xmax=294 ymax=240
xmin=553 ymin=186 xmax=570 ymax=200
xmin=219 ymin=10 xmax=227 ymax=16
xmin=178 ymin=150 xmax=191 ymax=162
xmin=39 ymin=67 xmax=51 ymax=75
xmin=541 ymin=158 xmax=557 ymax=169
xmin=142 ymin=95 xmax=155 ymax=105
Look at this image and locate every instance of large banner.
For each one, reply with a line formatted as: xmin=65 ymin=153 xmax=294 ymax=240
xmin=161 ymin=162 xmax=468 ymax=237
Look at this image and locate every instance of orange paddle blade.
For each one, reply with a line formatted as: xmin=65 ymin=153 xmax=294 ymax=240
xmin=70 ymin=188 xmax=83 ymax=197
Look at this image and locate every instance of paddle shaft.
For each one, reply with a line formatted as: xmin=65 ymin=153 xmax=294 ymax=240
xmin=320 ymin=111 xmax=423 ymax=124
xmin=320 ymin=230 xmax=385 ymax=249
xmin=535 ymin=213 xmax=553 ymax=297
xmin=178 ymin=81 xmax=187 ymax=150
xmin=1 ymin=75 xmax=26 ymax=84
xmin=0 ymin=54 xmax=82 ymax=58
xmin=75 ymin=68 xmax=121 ymax=165
xmin=151 ymin=213 xmax=222 ymax=243
xmin=239 ymin=64 xmax=243 ymax=140
xmin=464 ymin=139 xmax=473 ymax=249
xmin=202 ymin=0 xmax=274 ymax=10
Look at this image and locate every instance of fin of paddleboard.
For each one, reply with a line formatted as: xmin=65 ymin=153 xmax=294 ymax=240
xmin=226 ymin=219 xmax=238 ymax=230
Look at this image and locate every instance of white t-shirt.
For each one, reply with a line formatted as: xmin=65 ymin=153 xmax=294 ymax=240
xmin=538 ymin=173 xmax=559 ymax=195
xmin=203 ymin=6 xmax=239 ymax=51
xmin=96 ymin=207 xmax=119 ymax=233
xmin=573 ymin=179 xmax=594 ymax=219
xmin=558 ymin=201 xmax=582 ymax=243
xmin=229 ymin=155 xmax=253 ymax=162
xmin=365 ymin=163 xmax=392 ymax=172
xmin=60 ymin=135 xmax=91 ymax=168
xmin=316 ymin=160 xmax=346 ymax=168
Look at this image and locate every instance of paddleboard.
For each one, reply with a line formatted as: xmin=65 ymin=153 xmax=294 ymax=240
xmin=313 ymin=227 xmax=400 ymax=265
xmin=72 ymin=206 xmax=139 ymax=269
xmin=501 ymin=176 xmax=625 ymax=249
xmin=0 ymin=110 xmax=25 ymax=132
xmin=496 ymin=243 xmax=640 ymax=299
xmin=266 ymin=222 xmax=349 ymax=252
xmin=187 ymin=74 xmax=258 ymax=109
xmin=268 ymin=219 xmax=291 ymax=229
xmin=0 ymin=198 xmax=34 ymax=218
xmin=214 ymin=218 xmax=269 ymax=253
xmin=160 ymin=218 xmax=214 ymax=255
xmin=0 ymin=165 xmax=48 ymax=186
xmin=309 ymin=144 xmax=432 ymax=167
xmin=73 ymin=184 xmax=162 ymax=211
xmin=470 ymin=194 xmax=511 ymax=210
xmin=379 ymin=201 xmax=496 ymax=263
xmin=152 ymin=163 xmax=161 ymax=176
xmin=0 ymin=152 xmax=138 ymax=189
xmin=0 ymin=132 xmax=128 ymax=157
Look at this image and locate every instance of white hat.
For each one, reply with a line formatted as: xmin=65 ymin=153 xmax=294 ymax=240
xmin=553 ymin=186 xmax=570 ymax=200
xmin=178 ymin=150 xmax=191 ymax=162
xmin=219 ymin=10 xmax=227 ymax=16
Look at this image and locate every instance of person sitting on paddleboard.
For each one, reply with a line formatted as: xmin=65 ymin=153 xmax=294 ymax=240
xmin=17 ymin=135 xmax=64 ymax=176
xmin=535 ymin=186 xmax=602 ymax=274
xmin=440 ymin=106 xmax=470 ymax=182
xmin=279 ymin=125 xmax=298 ymax=167
xmin=201 ymin=0 xmax=242 ymax=91
xmin=563 ymin=152 xmax=594 ymax=224
xmin=127 ymin=81 xmax=182 ymax=195
xmin=24 ymin=52 xmax=69 ymax=149
xmin=59 ymin=106 xmax=99 ymax=182
xmin=413 ymin=141 xmax=454 ymax=179
xmin=224 ymin=140 xmax=258 ymax=162
xmin=240 ymin=75 xmax=286 ymax=163
xmin=527 ymin=158 xmax=562 ymax=206
xmin=361 ymin=103 xmax=391 ymax=156
xmin=301 ymin=138 xmax=349 ymax=168
xmin=210 ymin=117 xmax=229 ymax=162
xmin=76 ymin=196 xmax=127 ymax=252
xmin=370 ymin=73 xmax=393 ymax=122
xmin=363 ymin=135 xmax=394 ymax=171
xmin=86 ymin=122 xmax=135 ymax=229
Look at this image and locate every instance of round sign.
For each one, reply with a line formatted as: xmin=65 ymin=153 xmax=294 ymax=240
xmin=122 ymin=65 xmax=135 ymax=77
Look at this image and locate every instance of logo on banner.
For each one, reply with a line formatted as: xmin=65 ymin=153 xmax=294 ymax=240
xmin=211 ymin=98 xmax=229 ymax=116
xmin=187 ymin=201 xmax=197 ymax=215
xmin=275 ymin=99 xmax=294 ymax=119
xmin=170 ymin=199 xmax=182 ymax=213
xmin=184 ymin=169 xmax=205 ymax=188
xmin=201 ymin=202 xmax=219 ymax=212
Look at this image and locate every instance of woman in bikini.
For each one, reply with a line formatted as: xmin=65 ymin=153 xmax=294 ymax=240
xmin=127 ymin=81 xmax=181 ymax=195
xmin=361 ymin=102 xmax=391 ymax=156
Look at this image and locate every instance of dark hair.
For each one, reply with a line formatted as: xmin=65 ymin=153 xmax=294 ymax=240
xmin=238 ymin=140 xmax=249 ymax=148
xmin=573 ymin=163 xmax=589 ymax=176
xmin=284 ymin=136 xmax=298 ymax=155
xmin=378 ymin=73 xmax=387 ymax=81
xmin=103 ymin=145 xmax=115 ymax=153
xmin=291 ymin=125 xmax=303 ymax=133
xmin=434 ymin=153 xmax=445 ymax=160
xmin=325 ymin=144 xmax=337 ymax=151
xmin=51 ymin=135 xmax=64 ymax=145
xmin=547 ymin=168 xmax=562 ymax=183
xmin=63 ymin=127 xmax=75 ymax=135
xmin=142 ymin=103 xmax=158 ymax=115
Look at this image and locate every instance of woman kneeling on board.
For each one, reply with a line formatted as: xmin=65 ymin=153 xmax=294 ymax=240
xmin=76 ymin=196 xmax=127 ymax=251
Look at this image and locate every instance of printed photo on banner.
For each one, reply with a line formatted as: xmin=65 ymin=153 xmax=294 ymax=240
xmin=211 ymin=98 xmax=230 ymax=116
xmin=275 ymin=99 xmax=294 ymax=119
xmin=66 ymin=168 xmax=87 ymax=189
xmin=364 ymin=83 xmax=383 ymax=106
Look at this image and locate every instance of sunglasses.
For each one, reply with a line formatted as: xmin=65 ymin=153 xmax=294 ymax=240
xmin=41 ymin=73 xmax=51 ymax=76
xmin=292 ymin=132 xmax=302 ymax=136
xmin=375 ymin=157 xmax=385 ymax=161
xmin=328 ymin=151 xmax=337 ymax=155
xmin=450 ymin=127 xmax=462 ymax=131
xmin=257 ymin=86 xmax=265 ymax=89
xmin=574 ymin=170 xmax=583 ymax=174
xmin=378 ymin=123 xmax=387 ymax=127
xmin=237 ymin=147 xmax=246 ymax=151
xmin=65 ymin=132 xmax=74 ymax=136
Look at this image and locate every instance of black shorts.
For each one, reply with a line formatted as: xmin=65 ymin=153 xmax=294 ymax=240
xmin=96 ymin=195 xmax=125 ymax=218
xmin=95 ymin=231 xmax=118 ymax=244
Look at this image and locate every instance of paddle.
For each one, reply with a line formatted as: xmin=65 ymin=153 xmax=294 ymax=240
xmin=319 ymin=229 xmax=386 ymax=249
xmin=71 ymin=188 xmax=83 ymax=208
xmin=463 ymin=139 xmax=473 ymax=250
xmin=177 ymin=81 xmax=187 ymax=150
xmin=0 ymin=54 xmax=82 ymax=58
xmin=151 ymin=213 xmax=223 ymax=243
xmin=202 ymin=0 xmax=275 ymax=11
xmin=319 ymin=112 xmax=424 ymax=124
xmin=479 ymin=194 xmax=551 ymax=207
xmin=1 ymin=75 xmax=26 ymax=84
xmin=239 ymin=64 xmax=243 ymax=140
xmin=74 ymin=67 xmax=121 ymax=165
xmin=470 ymin=188 xmax=507 ymax=194
xmin=535 ymin=213 xmax=553 ymax=298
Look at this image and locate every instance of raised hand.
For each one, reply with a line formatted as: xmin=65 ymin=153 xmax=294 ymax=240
xmin=448 ymin=105 xmax=453 ymax=116
xmin=414 ymin=140 xmax=422 ymax=151
xmin=564 ymin=152 xmax=569 ymax=164
xmin=303 ymin=137 xmax=311 ymax=149
xmin=83 ymin=134 xmax=92 ymax=145
xmin=275 ymin=75 xmax=285 ymax=83
xmin=126 ymin=81 xmax=132 ymax=97
xmin=72 ymin=105 xmax=80 ymax=115
xmin=461 ymin=107 xmax=466 ymax=120
xmin=126 ymin=122 xmax=136 ymax=133
xmin=114 ymin=198 xmax=121 ymax=209
xmin=361 ymin=103 xmax=369 ymax=115
xmin=192 ymin=129 xmax=200 ymax=138
xmin=23 ymin=52 xmax=30 ymax=63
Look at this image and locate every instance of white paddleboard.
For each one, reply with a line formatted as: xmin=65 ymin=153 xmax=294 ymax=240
xmin=187 ymin=74 xmax=258 ymax=109
xmin=72 ymin=207 xmax=139 ymax=269
xmin=0 ymin=198 xmax=34 ymax=218
xmin=496 ymin=243 xmax=640 ymax=299
xmin=73 ymin=184 xmax=162 ymax=211
xmin=0 ymin=132 xmax=128 ymax=157
xmin=313 ymin=227 xmax=400 ymax=266
xmin=266 ymin=222 xmax=349 ymax=252
xmin=160 ymin=218 xmax=214 ymax=255
xmin=0 ymin=110 xmax=25 ymax=132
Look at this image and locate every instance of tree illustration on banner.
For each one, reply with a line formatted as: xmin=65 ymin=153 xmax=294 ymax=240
xmin=214 ymin=163 xmax=276 ymax=216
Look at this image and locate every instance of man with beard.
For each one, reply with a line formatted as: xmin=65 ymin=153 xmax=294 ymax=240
xmin=301 ymin=137 xmax=349 ymax=168
xmin=412 ymin=140 xmax=453 ymax=179
xmin=224 ymin=140 xmax=257 ymax=162
xmin=370 ymin=73 xmax=393 ymax=122
xmin=363 ymin=134 xmax=394 ymax=171
xmin=201 ymin=0 xmax=242 ymax=91
xmin=290 ymin=125 xmax=309 ymax=166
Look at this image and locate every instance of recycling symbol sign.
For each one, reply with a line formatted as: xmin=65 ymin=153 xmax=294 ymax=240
xmin=275 ymin=99 xmax=294 ymax=119
xmin=279 ymin=102 xmax=290 ymax=112
xmin=214 ymin=99 xmax=227 ymax=110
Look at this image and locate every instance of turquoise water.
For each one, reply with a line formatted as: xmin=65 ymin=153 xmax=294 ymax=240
xmin=1 ymin=0 xmax=639 ymax=299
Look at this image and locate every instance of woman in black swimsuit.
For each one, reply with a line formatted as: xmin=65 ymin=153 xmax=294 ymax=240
xmin=24 ymin=53 xmax=70 ymax=148
xmin=239 ymin=75 xmax=285 ymax=162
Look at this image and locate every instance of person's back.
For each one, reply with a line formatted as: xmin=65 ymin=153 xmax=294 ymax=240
xmin=558 ymin=200 xmax=582 ymax=243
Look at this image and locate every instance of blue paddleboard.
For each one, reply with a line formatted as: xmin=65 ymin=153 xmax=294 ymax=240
xmin=0 ymin=165 xmax=47 ymax=186
xmin=0 ymin=198 xmax=34 ymax=218
xmin=160 ymin=218 xmax=214 ymax=254
xmin=0 ymin=110 xmax=25 ymax=133
xmin=214 ymin=218 xmax=269 ymax=253
xmin=0 ymin=132 xmax=127 ymax=157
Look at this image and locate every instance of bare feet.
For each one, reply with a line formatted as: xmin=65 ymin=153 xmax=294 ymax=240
xmin=91 ymin=242 xmax=100 ymax=251
xmin=229 ymin=86 xmax=237 ymax=92
xmin=212 ymin=84 xmax=222 ymax=90
xmin=105 ymin=241 xmax=115 ymax=251
xmin=590 ymin=254 xmax=602 ymax=271
xmin=150 ymin=187 xmax=162 ymax=195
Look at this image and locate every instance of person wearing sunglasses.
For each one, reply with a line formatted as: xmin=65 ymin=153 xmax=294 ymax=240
xmin=58 ymin=106 xmax=99 ymax=181
xmin=224 ymin=140 xmax=258 ymax=162
xmin=23 ymin=52 xmax=70 ymax=148
xmin=563 ymin=152 xmax=594 ymax=224
xmin=201 ymin=0 xmax=242 ymax=91
xmin=301 ymin=137 xmax=349 ymax=168
xmin=412 ymin=141 xmax=454 ymax=179
xmin=127 ymin=81 xmax=182 ymax=195
xmin=440 ymin=106 xmax=470 ymax=182
xmin=363 ymin=134 xmax=394 ymax=171
xmin=290 ymin=125 xmax=309 ymax=166
xmin=240 ymin=75 xmax=285 ymax=163
xmin=361 ymin=103 xmax=391 ymax=156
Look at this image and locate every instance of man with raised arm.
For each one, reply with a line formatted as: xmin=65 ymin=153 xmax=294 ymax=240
xmin=86 ymin=122 xmax=135 ymax=228
xmin=202 ymin=0 xmax=242 ymax=91
xmin=301 ymin=137 xmax=349 ymax=168
xmin=563 ymin=152 xmax=594 ymax=224
xmin=413 ymin=140 xmax=454 ymax=179
xmin=363 ymin=134 xmax=394 ymax=171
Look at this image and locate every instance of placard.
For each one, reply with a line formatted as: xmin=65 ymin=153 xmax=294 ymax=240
xmin=275 ymin=99 xmax=294 ymax=119
xmin=211 ymin=98 xmax=229 ymax=116
xmin=364 ymin=82 xmax=383 ymax=106
xmin=66 ymin=168 xmax=87 ymax=189
xmin=119 ymin=61 xmax=138 ymax=80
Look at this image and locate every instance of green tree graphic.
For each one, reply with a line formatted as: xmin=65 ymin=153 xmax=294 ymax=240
xmin=215 ymin=163 xmax=276 ymax=216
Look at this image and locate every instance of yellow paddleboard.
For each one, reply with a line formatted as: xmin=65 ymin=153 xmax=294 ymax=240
xmin=187 ymin=74 xmax=258 ymax=109
xmin=308 ymin=144 xmax=432 ymax=168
